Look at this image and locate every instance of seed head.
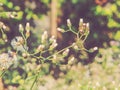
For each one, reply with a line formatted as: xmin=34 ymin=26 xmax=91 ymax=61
xmin=11 ymin=36 xmax=27 ymax=51
xmin=19 ymin=24 xmax=24 ymax=32
xmin=67 ymin=19 xmax=72 ymax=27
xmin=25 ymin=22 xmax=30 ymax=32
xmin=62 ymin=49 xmax=70 ymax=56
xmin=0 ymin=52 xmax=17 ymax=70
xmin=37 ymin=45 xmax=45 ymax=52
xmin=57 ymin=28 xmax=65 ymax=33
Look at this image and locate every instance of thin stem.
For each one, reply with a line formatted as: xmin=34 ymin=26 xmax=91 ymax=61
xmin=77 ymin=48 xmax=94 ymax=53
xmin=40 ymin=49 xmax=49 ymax=55
xmin=69 ymin=26 xmax=78 ymax=35
xmin=64 ymin=30 xmax=70 ymax=33
xmin=46 ymin=44 xmax=74 ymax=60
xmin=0 ymin=70 xmax=6 ymax=77
xmin=30 ymin=75 xmax=38 ymax=90
xmin=21 ymin=32 xmax=28 ymax=51
xmin=29 ymin=50 xmax=49 ymax=60
xmin=29 ymin=51 xmax=40 ymax=56
xmin=29 ymin=48 xmax=49 ymax=56
xmin=82 ymin=32 xmax=89 ymax=42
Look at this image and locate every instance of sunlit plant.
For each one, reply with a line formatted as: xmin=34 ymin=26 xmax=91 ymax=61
xmin=0 ymin=18 xmax=92 ymax=89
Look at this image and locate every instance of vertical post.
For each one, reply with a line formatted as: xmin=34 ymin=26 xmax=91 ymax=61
xmin=50 ymin=0 xmax=57 ymax=37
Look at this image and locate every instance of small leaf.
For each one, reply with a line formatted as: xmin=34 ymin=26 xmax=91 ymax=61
xmin=111 ymin=4 xmax=117 ymax=12
xmin=7 ymin=2 xmax=13 ymax=9
xmin=114 ymin=31 xmax=120 ymax=41
xmin=71 ymin=0 xmax=78 ymax=4
xmin=95 ymin=6 xmax=102 ymax=15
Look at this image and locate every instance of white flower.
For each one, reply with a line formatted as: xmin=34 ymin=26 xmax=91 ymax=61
xmin=0 ymin=51 xmax=17 ymax=70
xmin=49 ymin=40 xmax=58 ymax=50
xmin=62 ymin=49 xmax=69 ymax=56
xmin=25 ymin=22 xmax=30 ymax=31
xmin=37 ymin=45 xmax=45 ymax=52
xmin=11 ymin=36 xmax=28 ymax=52
xmin=93 ymin=47 xmax=98 ymax=51
xmin=67 ymin=19 xmax=71 ymax=27
xmin=68 ymin=57 xmax=75 ymax=65
xmin=49 ymin=35 xmax=55 ymax=43
xmin=57 ymin=28 xmax=65 ymax=33
xmin=19 ymin=24 xmax=24 ymax=32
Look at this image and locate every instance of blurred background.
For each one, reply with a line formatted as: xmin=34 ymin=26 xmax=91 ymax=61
xmin=0 ymin=0 xmax=119 ymax=49
xmin=1 ymin=0 xmax=120 ymax=90
xmin=0 ymin=0 xmax=119 ymax=46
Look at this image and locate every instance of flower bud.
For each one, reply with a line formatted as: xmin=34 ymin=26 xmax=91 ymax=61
xmin=49 ymin=39 xmax=58 ymax=50
xmin=22 ymin=53 xmax=28 ymax=58
xmin=89 ymin=46 xmax=98 ymax=52
xmin=68 ymin=57 xmax=75 ymax=65
xmin=19 ymin=24 xmax=24 ymax=32
xmin=73 ymin=45 xmax=79 ymax=50
xmin=79 ymin=18 xmax=83 ymax=27
xmin=67 ymin=19 xmax=72 ymax=27
xmin=72 ymin=43 xmax=79 ymax=50
xmin=49 ymin=35 xmax=55 ymax=43
xmin=57 ymin=28 xmax=65 ymax=33
xmin=25 ymin=22 xmax=30 ymax=32
xmin=2 ymin=25 xmax=7 ymax=30
xmin=52 ymin=55 xmax=57 ymax=63
xmin=62 ymin=49 xmax=69 ymax=56
xmin=25 ymin=30 xmax=30 ymax=38
xmin=49 ymin=42 xmax=58 ymax=50
xmin=86 ymin=23 xmax=90 ymax=35
xmin=93 ymin=46 xmax=98 ymax=51
xmin=86 ymin=23 xmax=89 ymax=28
xmin=37 ymin=45 xmax=45 ymax=52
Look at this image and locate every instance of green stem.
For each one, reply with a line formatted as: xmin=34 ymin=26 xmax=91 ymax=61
xmin=21 ymin=32 xmax=28 ymax=51
xmin=0 ymin=70 xmax=6 ymax=77
xmin=46 ymin=44 xmax=74 ymax=60
xmin=69 ymin=26 xmax=77 ymax=35
xmin=30 ymin=75 xmax=38 ymax=90
xmin=82 ymin=32 xmax=89 ymax=42
xmin=29 ymin=48 xmax=49 ymax=57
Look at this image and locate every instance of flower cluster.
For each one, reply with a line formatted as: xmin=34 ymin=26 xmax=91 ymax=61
xmin=11 ymin=36 xmax=27 ymax=52
xmin=0 ymin=19 xmax=92 ymax=90
xmin=79 ymin=18 xmax=89 ymax=35
xmin=0 ymin=51 xmax=17 ymax=70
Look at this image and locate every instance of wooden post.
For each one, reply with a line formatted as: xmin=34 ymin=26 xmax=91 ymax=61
xmin=50 ymin=0 xmax=57 ymax=37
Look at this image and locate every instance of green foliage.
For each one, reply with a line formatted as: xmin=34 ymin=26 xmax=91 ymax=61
xmin=0 ymin=18 xmax=92 ymax=90
xmin=107 ymin=19 xmax=120 ymax=28
xmin=71 ymin=0 xmax=79 ymax=4
xmin=1 ymin=0 xmax=120 ymax=90
xmin=41 ymin=0 xmax=50 ymax=5
xmin=114 ymin=31 xmax=120 ymax=41
xmin=95 ymin=3 xmax=117 ymax=17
